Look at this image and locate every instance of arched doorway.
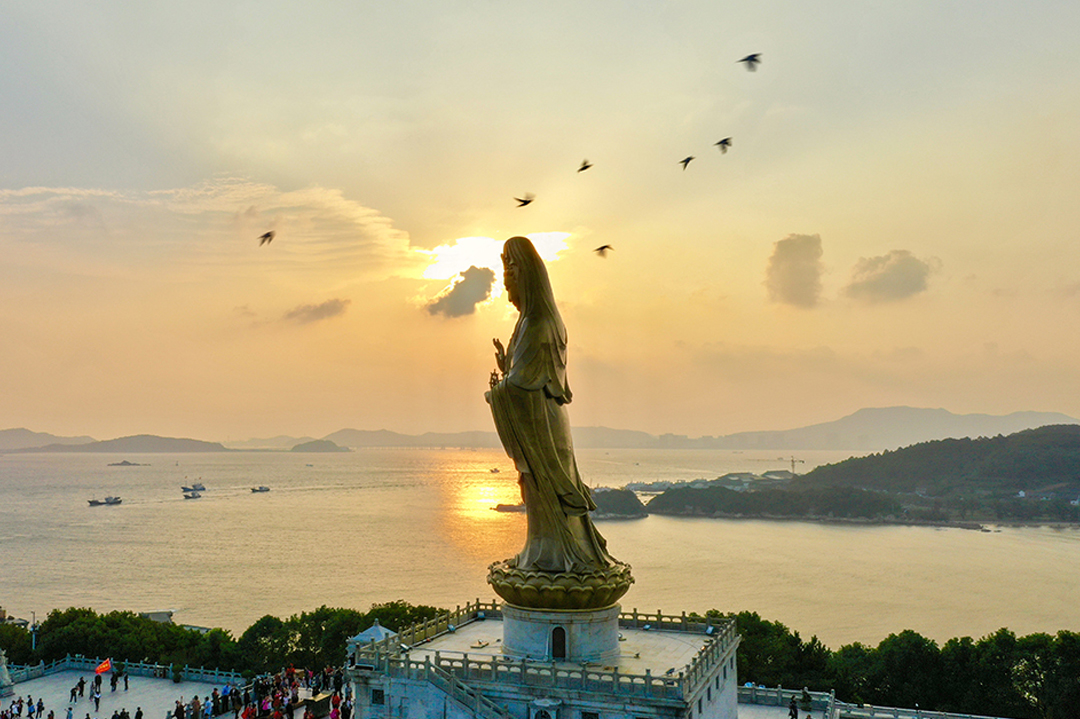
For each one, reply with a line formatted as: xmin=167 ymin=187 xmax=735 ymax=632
xmin=552 ymin=626 xmax=566 ymax=659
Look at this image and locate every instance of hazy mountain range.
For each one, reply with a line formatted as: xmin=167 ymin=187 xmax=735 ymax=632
xmin=2 ymin=407 xmax=1076 ymax=453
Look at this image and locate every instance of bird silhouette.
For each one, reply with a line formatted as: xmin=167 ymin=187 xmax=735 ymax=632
xmin=680 ymin=156 xmax=695 ymax=170
xmin=715 ymin=138 xmax=732 ymax=153
xmin=515 ymin=193 xmax=535 ymax=207
xmin=738 ymin=53 xmax=761 ymax=71
xmin=578 ymin=159 xmax=593 ymax=172
xmin=593 ymin=245 xmax=613 ymax=257
xmin=258 ymin=231 xmax=275 ymax=246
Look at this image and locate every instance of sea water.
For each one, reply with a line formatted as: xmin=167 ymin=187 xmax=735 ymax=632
xmin=1 ymin=447 xmax=1077 ymax=648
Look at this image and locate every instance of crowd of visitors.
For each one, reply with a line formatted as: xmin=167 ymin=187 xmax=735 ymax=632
xmin=3 ymin=663 xmax=351 ymax=719
xmin=2 ymin=694 xmax=52 ymax=719
xmin=170 ymin=665 xmax=351 ymax=719
xmin=3 ymin=670 xmax=142 ymax=719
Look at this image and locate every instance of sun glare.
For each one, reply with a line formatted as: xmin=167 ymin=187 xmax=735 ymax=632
xmin=419 ymin=233 xmax=572 ymax=282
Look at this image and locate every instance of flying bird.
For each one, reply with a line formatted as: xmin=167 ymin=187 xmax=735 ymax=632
xmin=515 ymin=193 xmax=535 ymax=207
xmin=680 ymin=156 xmax=695 ymax=170
xmin=738 ymin=53 xmax=761 ymax=71
xmin=593 ymin=245 xmax=613 ymax=257
xmin=258 ymin=231 xmax=275 ymax=246
xmin=578 ymin=159 xmax=593 ymax=172
xmin=715 ymin=138 xmax=732 ymax=153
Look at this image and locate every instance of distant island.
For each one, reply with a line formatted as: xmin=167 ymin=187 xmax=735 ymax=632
xmin=107 ymin=460 xmax=147 ymax=466
xmin=10 ymin=434 xmax=228 ymax=453
xmin=0 ymin=428 xmax=95 ymax=451
xmin=591 ymin=488 xmax=648 ymax=519
xmin=3 ymin=406 xmax=1078 ymax=452
xmin=290 ymin=439 xmax=350 ymax=453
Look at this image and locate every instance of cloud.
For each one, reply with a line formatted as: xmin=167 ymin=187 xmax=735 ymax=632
xmin=844 ymin=250 xmax=936 ymax=303
xmin=283 ymin=298 xmax=351 ymax=324
xmin=427 ymin=265 xmax=496 ymax=318
xmin=765 ymin=234 xmax=823 ymax=307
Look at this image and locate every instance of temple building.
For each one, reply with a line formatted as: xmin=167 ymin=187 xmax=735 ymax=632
xmin=346 ymin=600 xmax=740 ymax=719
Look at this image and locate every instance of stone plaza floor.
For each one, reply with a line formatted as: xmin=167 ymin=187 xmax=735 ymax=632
xmin=737 ymin=705 xmax=809 ymax=719
xmin=406 ymin=618 xmax=709 ymax=677
xmin=5 ymin=671 xmax=231 ymax=719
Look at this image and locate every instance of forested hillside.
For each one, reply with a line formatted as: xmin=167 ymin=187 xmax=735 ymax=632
xmin=799 ymin=425 xmax=1080 ymax=497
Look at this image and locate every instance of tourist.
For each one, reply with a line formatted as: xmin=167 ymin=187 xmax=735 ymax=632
xmin=789 ymin=697 xmax=798 ymax=719
xmin=123 ymin=674 xmax=129 ymax=692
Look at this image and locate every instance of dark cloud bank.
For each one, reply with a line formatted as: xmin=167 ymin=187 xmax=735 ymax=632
xmin=283 ymin=298 xmax=351 ymax=324
xmin=765 ymin=234 xmax=824 ymax=307
xmin=427 ymin=266 xmax=496 ymax=318
xmin=844 ymin=249 xmax=936 ymax=303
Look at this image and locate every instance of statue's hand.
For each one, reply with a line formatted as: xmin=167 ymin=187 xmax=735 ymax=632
xmin=493 ymin=338 xmax=507 ymax=373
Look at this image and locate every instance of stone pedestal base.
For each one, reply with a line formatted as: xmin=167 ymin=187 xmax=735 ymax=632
xmin=487 ymin=559 xmax=633 ymax=610
xmin=502 ymin=604 xmax=621 ymax=663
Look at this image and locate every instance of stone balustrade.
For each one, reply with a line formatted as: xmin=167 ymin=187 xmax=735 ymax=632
xmin=738 ymin=685 xmax=836 ymax=716
xmin=835 ymin=701 xmax=1005 ymax=719
xmin=359 ymin=653 xmax=686 ymax=704
xmin=8 ymin=655 xmax=245 ymax=686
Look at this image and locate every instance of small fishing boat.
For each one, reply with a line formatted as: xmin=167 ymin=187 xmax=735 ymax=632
xmin=183 ymin=491 xmax=202 ymax=500
xmin=88 ymin=496 xmax=122 ymax=507
xmin=251 ymin=486 xmax=270 ymax=493
xmin=181 ymin=482 xmax=206 ymax=492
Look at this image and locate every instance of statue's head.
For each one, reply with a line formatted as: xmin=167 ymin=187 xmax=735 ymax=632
xmin=502 ymin=236 xmax=556 ymax=317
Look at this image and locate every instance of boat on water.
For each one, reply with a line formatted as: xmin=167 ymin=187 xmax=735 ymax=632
xmin=88 ymin=497 xmax=122 ymax=507
xmin=492 ymin=503 xmax=525 ymax=513
xmin=489 ymin=468 xmax=500 ymax=473
xmin=181 ymin=482 xmax=206 ymax=492
xmin=183 ymin=491 xmax=202 ymax=500
xmin=251 ymin=486 xmax=270 ymax=493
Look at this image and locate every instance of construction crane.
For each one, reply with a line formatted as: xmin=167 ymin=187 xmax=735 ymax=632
xmin=787 ymin=456 xmax=805 ymax=476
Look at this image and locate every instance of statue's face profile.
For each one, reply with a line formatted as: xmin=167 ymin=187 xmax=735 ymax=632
xmin=503 ymin=251 xmax=520 ymax=309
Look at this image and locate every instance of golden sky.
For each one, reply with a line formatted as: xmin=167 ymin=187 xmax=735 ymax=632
xmin=2 ymin=2 xmax=1080 ymax=440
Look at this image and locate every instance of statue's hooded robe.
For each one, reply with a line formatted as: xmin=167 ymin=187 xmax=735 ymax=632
xmin=488 ymin=237 xmax=616 ymax=573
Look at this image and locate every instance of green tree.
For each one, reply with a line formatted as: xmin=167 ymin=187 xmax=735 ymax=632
xmin=0 ymin=623 xmax=33 ymax=664
xmin=826 ymin=643 xmax=873 ymax=704
xmin=237 ymin=615 xmax=289 ymax=674
xmin=863 ymin=630 xmax=943 ymax=709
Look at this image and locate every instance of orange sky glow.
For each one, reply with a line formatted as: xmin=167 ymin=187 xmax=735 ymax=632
xmin=2 ymin=3 xmax=1080 ymax=441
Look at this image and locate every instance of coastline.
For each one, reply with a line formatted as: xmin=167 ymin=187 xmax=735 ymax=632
xmin=642 ymin=510 xmax=1080 ymax=531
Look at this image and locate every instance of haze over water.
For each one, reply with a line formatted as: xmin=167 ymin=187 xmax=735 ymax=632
xmin=2 ymin=448 xmax=1077 ymax=649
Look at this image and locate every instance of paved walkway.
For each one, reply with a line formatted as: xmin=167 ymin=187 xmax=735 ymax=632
xmin=6 ymin=671 xmax=230 ymax=719
xmin=739 ymin=705 xmax=816 ymax=719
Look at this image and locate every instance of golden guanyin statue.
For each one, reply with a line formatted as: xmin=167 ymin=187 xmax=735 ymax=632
xmin=485 ymin=236 xmax=632 ymax=610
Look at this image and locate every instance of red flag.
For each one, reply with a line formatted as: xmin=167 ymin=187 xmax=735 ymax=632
xmin=95 ymin=658 xmax=112 ymax=674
